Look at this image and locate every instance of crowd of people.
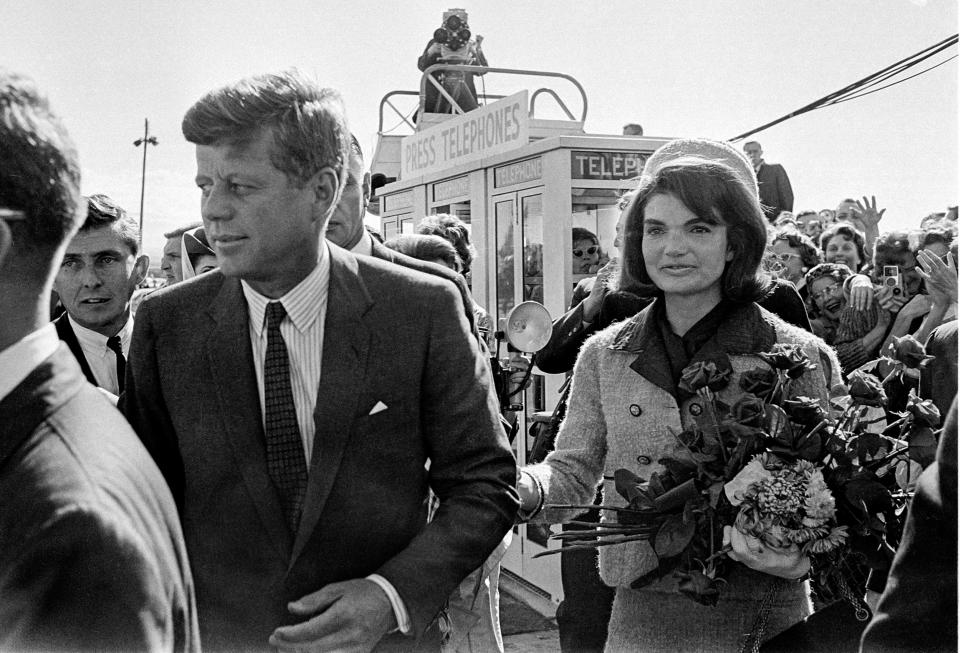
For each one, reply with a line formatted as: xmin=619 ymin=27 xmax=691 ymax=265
xmin=0 ymin=63 xmax=956 ymax=653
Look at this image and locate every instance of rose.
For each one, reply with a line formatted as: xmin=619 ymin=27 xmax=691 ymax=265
xmin=678 ymin=360 xmax=732 ymax=394
xmin=905 ymin=391 xmax=941 ymax=427
xmin=847 ymin=371 xmax=888 ymax=407
xmin=739 ymin=368 xmax=777 ymax=401
xmin=729 ymin=394 xmax=766 ymax=427
xmin=784 ymin=396 xmax=828 ymax=428
xmin=758 ymin=344 xmax=815 ymax=379
xmin=887 ymin=335 xmax=935 ymax=370
xmin=675 ymin=569 xmax=724 ymax=607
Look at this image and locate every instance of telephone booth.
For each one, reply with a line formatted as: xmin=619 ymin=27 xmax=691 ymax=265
xmin=371 ymin=68 xmax=672 ymax=611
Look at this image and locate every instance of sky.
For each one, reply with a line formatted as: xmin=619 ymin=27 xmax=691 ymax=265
xmin=2 ymin=0 xmax=956 ymax=264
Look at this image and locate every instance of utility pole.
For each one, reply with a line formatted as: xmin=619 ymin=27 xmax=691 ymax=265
xmin=133 ymin=118 xmax=158 ymax=247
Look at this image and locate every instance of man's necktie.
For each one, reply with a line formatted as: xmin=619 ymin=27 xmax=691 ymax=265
xmin=106 ymin=335 xmax=125 ymax=393
xmin=263 ymin=301 xmax=308 ymax=533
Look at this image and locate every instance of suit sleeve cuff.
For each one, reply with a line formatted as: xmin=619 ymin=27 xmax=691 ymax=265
xmin=366 ymin=574 xmax=412 ymax=635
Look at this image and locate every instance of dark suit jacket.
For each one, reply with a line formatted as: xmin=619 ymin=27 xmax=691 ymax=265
xmin=0 ymin=345 xmax=199 ymax=652
xmin=368 ymin=237 xmax=477 ymax=338
xmin=860 ymin=399 xmax=957 ymax=652
xmin=756 ymin=161 xmax=794 ymax=222
xmin=122 ymin=245 xmax=518 ymax=651
xmin=921 ymin=319 xmax=957 ymax=421
xmin=53 ymin=312 xmax=98 ymax=386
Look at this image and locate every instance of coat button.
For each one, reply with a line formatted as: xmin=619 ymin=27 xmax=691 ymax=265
xmin=636 ymin=455 xmax=652 ymax=465
xmin=689 ymin=402 xmax=703 ymax=416
xmin=629 ymin=404 xmax=642 ymax=416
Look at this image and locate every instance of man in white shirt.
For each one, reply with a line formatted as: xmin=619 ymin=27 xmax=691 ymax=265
xmin=52 ymin=194 xmax=148 ymax=396
xmin=0 ymin=67 xmax=199 ymax=652
xmin=122 ymin=70 xmax=517 ymax=652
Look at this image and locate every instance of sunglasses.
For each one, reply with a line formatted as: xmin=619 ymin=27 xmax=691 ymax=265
xmin=573 ymin=245 xmax=599 ymax=257
xmin=767 ymin=251 xmax=802 ymax=263
xmin=811 ymin=283 xmax=842 ymax=302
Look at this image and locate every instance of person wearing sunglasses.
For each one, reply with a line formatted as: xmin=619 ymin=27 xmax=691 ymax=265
xmin=572 ymin=227 xmax=605 ymax=275
xmin=768 ymin=228 xmax=821 ymax=300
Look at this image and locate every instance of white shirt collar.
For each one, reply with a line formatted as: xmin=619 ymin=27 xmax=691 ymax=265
xmin=0 ymin=324 xmax=60 ymax=402
xmin=242 ymin=242 xmax=331 ymax=337
xmin=68 ymin=314 xmax=133 ymax=355
xmin=350 ymin=230 xmax=375 ymax=257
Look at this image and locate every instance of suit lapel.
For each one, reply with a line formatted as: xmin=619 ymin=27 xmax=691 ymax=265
xmin=291 ymin=247 xmax=372 ymax=565
xmin=610 ymin=300 xmax=676 ymax=397
xmin=54 ymin=315 xmax=98 ymax=386
xmin=205 ymin=278 xmax=292 ymax=561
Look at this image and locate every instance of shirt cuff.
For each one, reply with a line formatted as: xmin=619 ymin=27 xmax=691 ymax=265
xmin=366 ymin=574 xmax=411 ymax=635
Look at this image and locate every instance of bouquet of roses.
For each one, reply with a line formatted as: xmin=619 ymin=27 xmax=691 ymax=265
xmin=537 ymin=338 xmax=941 ymax=621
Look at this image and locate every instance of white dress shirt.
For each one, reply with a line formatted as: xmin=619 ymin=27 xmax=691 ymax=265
xmin=240 ymin=243 xmax=410 ymax=634
xmin=68 ymin=315 xmax=132 ymax=395
xmin=0 ymin=324 xmax=59 ymax=403
xmin=349 ymin=229 xmax=375 ymax=257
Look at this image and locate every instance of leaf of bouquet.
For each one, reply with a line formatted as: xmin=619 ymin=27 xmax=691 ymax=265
xmin=654 ymin=513 xmax=697 ymax=558
xmin=906 ymin=425 xmax=937 ymax=467
xmin=894 ymin=459 xmax=923 ymax=491
xmin=843 ymin=478 xmax=894 ymax=514
xmin=653 ymin=478 xmax=700 ymax=513
xmin=659 ymin=456 xmax=698 ymax=480
xmin=765 ymin=404 xmax=793 ymax=441
xmin=614 ymin=468 xmax=645 ymax=502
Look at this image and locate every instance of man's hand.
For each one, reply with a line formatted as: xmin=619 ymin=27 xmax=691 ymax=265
xmin=269 ymin=579 xmax=397 ymax=653
xmin=876 ymin=285 xmax=908 ymax=314
xmin=847 ymin=274 xmax=875 ymax=312
xmin=582 ymin=259 xmax=617 ymax=322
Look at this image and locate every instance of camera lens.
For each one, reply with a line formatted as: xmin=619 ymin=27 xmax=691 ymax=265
xmin=458 ymin=28 xmax=471 ymax=41
xmin=433 ymin=28 xmax=448 ymax=43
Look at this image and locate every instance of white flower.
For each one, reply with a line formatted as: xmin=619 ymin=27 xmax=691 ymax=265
xmin=724 ymin=455 xmax=773 ymax=506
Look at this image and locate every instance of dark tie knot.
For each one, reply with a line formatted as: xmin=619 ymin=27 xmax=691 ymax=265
xmin=266 ymin=301 xmax=287 ymax=330
xmin=106 ymin=335 xmax=123 ymax=356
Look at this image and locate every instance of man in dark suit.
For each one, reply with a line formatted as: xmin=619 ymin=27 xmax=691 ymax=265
xmin=326 ymin=134 xmax=477 ymax=336
xmin=743 ymin=141 xmax=794 ymax=222
xmin=122 ymin=70 xmax=518 ymax=652
xmin=0 ymin=68 xmax=199 ymax=652
xmin=52 ymin=193 xmax=149 ymax=395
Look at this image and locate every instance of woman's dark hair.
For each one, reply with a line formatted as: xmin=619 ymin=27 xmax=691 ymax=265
xmin=383 ymin=234 xmax=462 ymax=272
xmin=771 ymin=228 xmax=822 ymax=271
xmin=819 ymin=222 xmax=867 ymax=269
xmin=621 ymin=159 xmax=770 ymax=303
xmin=919 ymin=226 xmax=952 ymax=251
xmin=571 ymin=227 xmax=599 ymax=245
xmin=416 ymin=213 xmax=474 ymax=274
xmin=873 ymin=230 xmax=918 ymax=268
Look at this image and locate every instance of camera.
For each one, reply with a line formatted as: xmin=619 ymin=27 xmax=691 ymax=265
xmin=882 ymin=265 xmax=902 ymax=295
xmin=433 ymin=11 xmax=471 ymax=51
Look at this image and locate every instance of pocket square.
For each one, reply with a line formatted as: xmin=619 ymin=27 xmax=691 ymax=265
xmin=369 ymin=401 xmax=388 ymax=415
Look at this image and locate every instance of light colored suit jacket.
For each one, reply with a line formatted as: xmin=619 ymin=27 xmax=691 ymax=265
xmin=122 ymin=244 xmax=518 ymax=651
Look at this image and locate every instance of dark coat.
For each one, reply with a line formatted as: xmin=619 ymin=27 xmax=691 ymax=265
xmin=121 ymin=244 xmax=518 ymax=651
xmin=0 ymin=345 xmax=199 ymax=652
xmin=756 ymin=162 xmax=794 ymax=222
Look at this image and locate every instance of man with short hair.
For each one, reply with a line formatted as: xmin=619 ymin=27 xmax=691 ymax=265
xmin=0 ymin=68 xmax=199 ymax=652
xmin=52 ymin=194 xmax=148 ymax=395
xmin=122 ymin=70 xmax=517 ymax=651
xmin=622 ymin=123 xmax=644 ymax=136
xmin=743 ymin=141 xmax=793 ymax=222
xmin=161 ymin=222 xmax=202 ymax=285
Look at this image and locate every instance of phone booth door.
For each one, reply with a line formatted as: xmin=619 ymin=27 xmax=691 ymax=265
xmin=492 ymin=188 xmax=563 ymax=606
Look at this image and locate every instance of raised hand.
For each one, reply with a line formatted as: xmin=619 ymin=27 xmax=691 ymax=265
xmin=917 ymin=249 xmax=958 ymax=307
xmin=854 ymin=195 xmax=886 ymax=231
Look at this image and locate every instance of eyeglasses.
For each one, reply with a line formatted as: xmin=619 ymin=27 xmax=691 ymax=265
xmin=811 ymin=283 xmax=842 ymax=302
xmin=767 ymin=251 xmax=802 ymax=263
xmin=573 ymin=245 xmax=599 ymax=257
xmin=0 ymin=208 xmax=26 ymax=222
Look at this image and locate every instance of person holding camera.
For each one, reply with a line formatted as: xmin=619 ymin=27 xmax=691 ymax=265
xmin=418 ymin=9 xmax=487 ymax=115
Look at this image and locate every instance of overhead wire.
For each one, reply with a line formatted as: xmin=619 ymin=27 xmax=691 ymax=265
xmin=729 ymin=33 xmax=958 ymax=142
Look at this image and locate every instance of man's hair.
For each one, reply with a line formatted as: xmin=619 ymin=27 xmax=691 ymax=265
xmin=81 ymin=194 xmax=141 ymax=256
xmin=819 ymin=222 xmax=867 ymax=268
xmin=0 ymin=69 xmax=82 ymax=258
xmin=163 ymin=222 xmax=202 ymax=240
xmin=622 ymin=123 xmax=644 ymax=136
xmin=743 ymin=141 xmax=762 ymax=151
xmin=874 ymin=230 xmax=919 ymax=267
xmin=919 ymin=226 xmax=953 ymax=250
xmin=416 ymin=213 xmax=475 ymax=274
xmin=622 ymin=159 xmax=770 ymax=303
xmin=181 ymin=69 xmax=350 ymax=189
xmin=384 ymin=234 xmax=462 ymax=272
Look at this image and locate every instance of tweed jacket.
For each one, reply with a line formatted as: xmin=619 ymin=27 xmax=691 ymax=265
xmin=528 ymin=300 xmax=842 ymax=591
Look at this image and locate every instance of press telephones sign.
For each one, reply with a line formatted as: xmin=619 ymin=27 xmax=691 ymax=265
xmin=571 ymin=151 xmax=647 ymax=180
